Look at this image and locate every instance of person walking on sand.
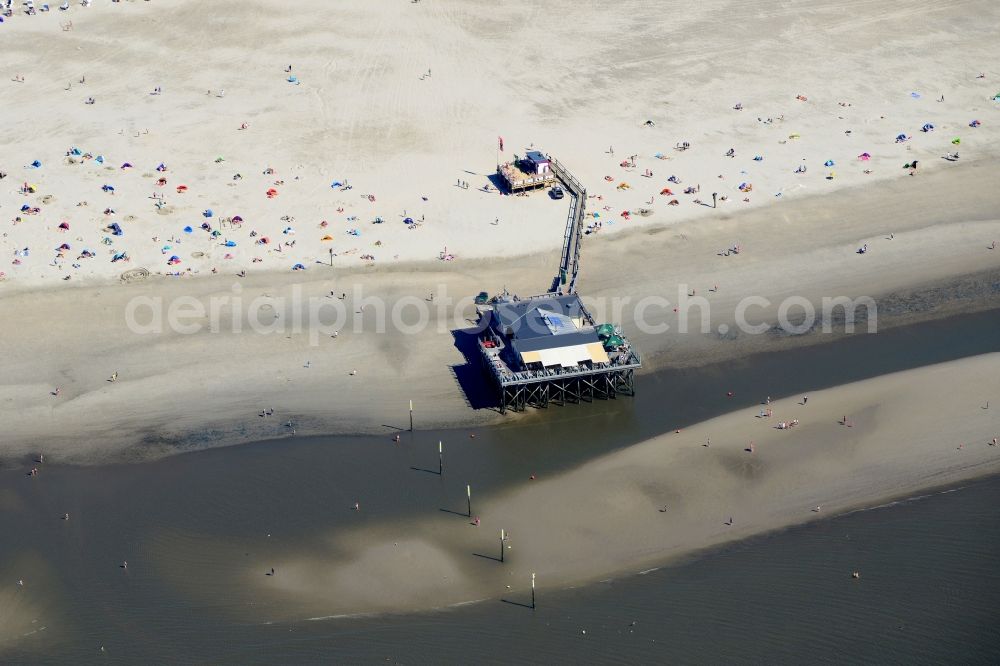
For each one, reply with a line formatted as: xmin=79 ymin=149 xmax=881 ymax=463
xmin=803 ymin=395 xmax=808 ymax=404
xmin=712 ymin=192 xmax=718 ymax=208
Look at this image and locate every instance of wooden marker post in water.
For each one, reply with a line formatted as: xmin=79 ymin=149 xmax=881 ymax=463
xmin=409 ymin=400 xmax=414 ymax=432
xmin=438 ymin=440 xmax=443 ymax=475
xmin=531 ymin=572 xmax=536 ymax=609
xmin=466 ymin=484 xmax=472 ymax=517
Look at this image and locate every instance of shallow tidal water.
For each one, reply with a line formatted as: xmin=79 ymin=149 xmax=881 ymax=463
xmin=146 ymin=477 xmax=1000 ymax=665
xmin=2 ymin=309 xmax=1000 ymax=664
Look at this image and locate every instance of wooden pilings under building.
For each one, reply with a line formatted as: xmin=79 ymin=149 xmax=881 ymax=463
xmin=488 ymin=362 xmax=638 ymax=413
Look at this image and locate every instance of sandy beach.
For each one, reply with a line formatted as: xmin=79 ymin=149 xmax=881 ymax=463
xmin=1 ymin=0 xmax=998 ymax=462
xmin=1 ymin=158 xmax=997 ymax=463
xmin=1 ymin=0 xmax=999 ymax=286
xmin=2 ymin=2 xmax=1000 ymax=657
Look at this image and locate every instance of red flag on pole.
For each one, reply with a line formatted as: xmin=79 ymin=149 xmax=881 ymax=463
xmin=498 ymin=136 xmax=504 ymax=152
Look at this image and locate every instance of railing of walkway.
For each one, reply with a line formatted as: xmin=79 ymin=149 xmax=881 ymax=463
xmin=547 ymin=156 xmax=587 ymax=294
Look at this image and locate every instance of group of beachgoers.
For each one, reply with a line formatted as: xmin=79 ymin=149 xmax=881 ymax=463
xmin=599 ymin=82 xmax=993 ymax=235
xmin=2 ymin=46 xmax=995 ymax=285
xmin=1 ymin=137 xmax=443 ymax=281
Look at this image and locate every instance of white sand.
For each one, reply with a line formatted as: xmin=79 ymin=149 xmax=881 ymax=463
xmin=1 ymin=0 xmax=999 ymax=285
